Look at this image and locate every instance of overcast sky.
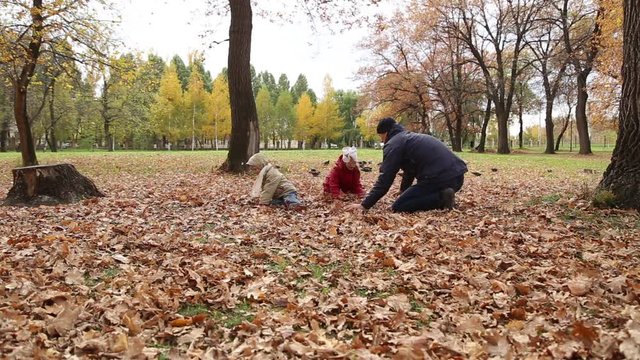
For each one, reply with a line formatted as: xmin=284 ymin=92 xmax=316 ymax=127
xmin=115 ymin=1 xmax=376 ymax=97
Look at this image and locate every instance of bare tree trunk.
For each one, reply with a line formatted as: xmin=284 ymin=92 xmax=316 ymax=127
xmin=555 ymin=112 xmax=570 ymax=151
xmin=518 ymin=103 xmax=524 ymax=149
xmin=223 ymin=0 xmax=260 ymax=172
xmin=575 ymin=71 xmax=592 ymax=154
xmin=13 ymin=0 xmax=44 ymax=166
xmin=476 ymin=97 xmax=491 ymax=153
xmin=544 ymin=100 xmax=555 ymax=154
xmin=47 ymin=77 xmax=58 ymax=152
xmin=0 ymin=118 xmax=9 ymax=152
xmin=599 ymin=0 xmax=640 ymax=210
xmin=495 ymin=106 xmax=510 ymax=154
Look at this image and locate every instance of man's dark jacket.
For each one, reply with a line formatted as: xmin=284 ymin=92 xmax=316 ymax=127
xmin=361 ymin=124 xmax=468 ymax=209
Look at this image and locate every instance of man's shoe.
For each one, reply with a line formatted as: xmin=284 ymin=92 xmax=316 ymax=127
xmin=440 ymin=188 xmax=455 ymax=210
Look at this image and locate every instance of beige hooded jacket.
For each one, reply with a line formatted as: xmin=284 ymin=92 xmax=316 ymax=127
xmin=246 ymin=153 xmax=297 ymax=205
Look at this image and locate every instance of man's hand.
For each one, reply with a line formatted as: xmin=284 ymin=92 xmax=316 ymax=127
xmin=345 ymin=203 xmax=367 ymax=213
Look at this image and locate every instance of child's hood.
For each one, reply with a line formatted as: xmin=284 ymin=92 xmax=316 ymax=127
xmin=247 ymin=153 xmax=268 ymax=168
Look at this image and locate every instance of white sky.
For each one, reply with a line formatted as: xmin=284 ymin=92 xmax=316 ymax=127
xmin=115 ymin=1 xmax=374 ymax=97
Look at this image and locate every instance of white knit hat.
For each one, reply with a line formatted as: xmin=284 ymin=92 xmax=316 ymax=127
xmin=342 ymin=147 xmax=357 ymax=163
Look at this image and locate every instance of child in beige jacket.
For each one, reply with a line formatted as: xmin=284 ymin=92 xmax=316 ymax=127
xmin=246 ymin=153 xmax=303 ymax=208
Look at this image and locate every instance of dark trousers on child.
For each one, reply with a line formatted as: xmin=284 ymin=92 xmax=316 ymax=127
xmin=391 ymin=175 xmax=464 ymax=213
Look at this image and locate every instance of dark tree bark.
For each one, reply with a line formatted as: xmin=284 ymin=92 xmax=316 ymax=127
xmin=561 ymin=0 xmax=599 ymax=155
xmin=222 ymin=0 xmax=260 ymax=172
xmin=47 ymin=77 xmax=58 ymax=152
xmin=0 ymin=119 xmax=9 ymax=152
xmin=476 ymin=97 xmax=491 ymax=153
xmin=101 ymin=78 xmax=116 ymax=151
xmin=574 ymin=71 xmax=593 ymax=154
xmin=3 ymin=164 xmax=104 ymax=206
xmin=13 ymin=0 xmax=44 ymax=167
xmin=598 ymin=0 xmax=640 ymax=210
xmin=555 ymin=111 xmax=571 ymax=151
xmin=518 ymin=100 xmax=524 ymax=149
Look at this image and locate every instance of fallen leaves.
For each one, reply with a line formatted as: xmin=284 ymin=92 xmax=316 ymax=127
xmin=0 ymin=153 xmax=638 ymax=358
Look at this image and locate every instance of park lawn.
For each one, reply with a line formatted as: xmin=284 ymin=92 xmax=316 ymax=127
xmin=0 ymin=149 xmax=638 ymax=359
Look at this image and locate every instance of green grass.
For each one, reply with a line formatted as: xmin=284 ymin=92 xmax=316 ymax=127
xmin=177 ymin=303 xmax=210 ymax=317
xmin=0 ymin=148 xmax=613 ymax=185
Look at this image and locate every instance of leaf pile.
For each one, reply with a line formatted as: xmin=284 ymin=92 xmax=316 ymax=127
xmin=1 ymin=154 xmax=639 ymax=359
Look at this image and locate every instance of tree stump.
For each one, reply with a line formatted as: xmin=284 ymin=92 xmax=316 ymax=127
xmin=3 ymin=163 xmax=105 ymax=206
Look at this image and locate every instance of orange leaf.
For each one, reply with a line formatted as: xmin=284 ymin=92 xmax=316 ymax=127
xmin=514 ymin=283 xmax=531 ymax=296
xmin=191 ymin=313 xmax=207 ymax=324
xmin=509 ymin=308 xmax=527 ymax=320
xmin=169 ymin=318 xmax=192 ymax=327
xmin=572 ymin=321 xmax=598 ymax=347
xmin=382 ymin=257 xmax=396 ymax=268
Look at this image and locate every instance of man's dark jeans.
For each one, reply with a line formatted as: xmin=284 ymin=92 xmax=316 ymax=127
xmin=391 ymin=175 xmax=464 ymax=213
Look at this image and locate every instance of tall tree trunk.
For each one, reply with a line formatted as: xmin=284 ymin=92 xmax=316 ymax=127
xmin=13 ymin=0 xmax=44 ymax=167
xmin=476 ymin=98 xmax=491 ymax=153
xmin=48 ymin=77 xmax=58 ymax=152
xmin=518 ymin=104 xmax=524 ymax=149
xmin=224 ymin=0 xmax=259 ymax=172
xmin=0 ymin=119 xmax=9 ymax=152
xmin=544 ymin=100 xmax=555 ymax=154
xmin=495 ymin=106 xmax=510 ymax=154
xmin=599 ymin=0 xmax=640 ymax=210
xmin=452 ymin=108 xmax=463 ymax=152
xmin=104 ymin=121 xmax=113 ymax=151
xmin=444 ymin=114 xmax=455 ymax=151
xmin=555 ymin=113 xmax=570 ymax=151
xmin=575 ymin=71 xmax=592 ymax=155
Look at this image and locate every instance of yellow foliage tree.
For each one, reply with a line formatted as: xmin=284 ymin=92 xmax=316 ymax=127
xmin=204 ymin=74 xmax=231 ymax=149
xmin=294 ymin=92 xmax=314 ymax=148
xmin=185 ymin=64 xmax=208 ymax=149
xmin=150 ymin=63 xmax=185 ymax=146
xmin=308 ymin=76 xmax=342 ymax=147
xmin=356 ymin=104 xmax=393 ymax=143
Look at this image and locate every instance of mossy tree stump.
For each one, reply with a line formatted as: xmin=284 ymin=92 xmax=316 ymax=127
xmin=3 ymin=163 xmax=104 ymax=206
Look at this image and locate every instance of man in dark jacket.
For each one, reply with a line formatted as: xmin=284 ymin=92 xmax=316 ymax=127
xmin=347 ymin=118 xmax=467 ymax=213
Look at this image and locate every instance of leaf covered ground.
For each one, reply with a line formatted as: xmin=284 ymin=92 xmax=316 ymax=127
xmin=0 ymin=150 xmax=638 ymax=359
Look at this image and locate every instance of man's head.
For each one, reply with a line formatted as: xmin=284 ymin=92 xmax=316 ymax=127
xmin=376 ymin=117 xmax=396 ymax=143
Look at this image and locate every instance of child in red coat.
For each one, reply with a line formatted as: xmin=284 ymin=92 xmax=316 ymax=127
xmin=323 ymin=147 xmax=365 ymax=200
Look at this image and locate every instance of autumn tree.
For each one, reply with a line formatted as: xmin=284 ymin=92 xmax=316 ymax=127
xmin=255 ymin=86 xmax=274 ymax=148
xmin=512 ymin=75 xmax=540 ymax=149
xmin=309 ymin=76 xmax=343 ymax=147
xmin=185 ymin=57 xmax=209 ymax=150
xmin=334 ymin=90 xmax=360 ymax=146
xmin=357 ymin=10 xmax=434 ymax=135
xmin=204 ymin=0 xmax=385 ymax=172
xmin=527 ymin=4 xmax=571 ymax=154
xmin=558 ymin=0 xmax=600 ymax=155
xmin=273 ymin=90 xmax=295 ymax=148
xmin=150 ymin=63 xmax=185 ymax=148
xmin=0 ymin=80 xmax=11 ymax=152
xmin=294 ymin=92 xmax=314 ymax=149
xmin=441 ymin=0 xmax=546 ymax=154
xmin=99 ymin=54 xmax=141 ymax=151
xmin=0 ymin=0 xmax=112 ymax=166
xmin=597 ymin=0 xmax=640 ymax=210
xmin=204 ymin=73 xmax=231 ymax=149
xmin=291 ymin=74 xmax=311 ymax=103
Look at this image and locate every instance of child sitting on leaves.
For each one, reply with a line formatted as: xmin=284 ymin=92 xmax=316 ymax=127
xmin=246 ymin=153 xmax=303 ymax=209
xmin=323 ymin=147 xmax=365 ymax=200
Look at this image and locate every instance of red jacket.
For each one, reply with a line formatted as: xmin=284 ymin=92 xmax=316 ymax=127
xmin=323 ymin=155 xmax=364 ymax=198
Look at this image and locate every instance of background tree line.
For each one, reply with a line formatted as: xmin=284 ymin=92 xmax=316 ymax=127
xmin=1 ymin=0 xmax=622 ymax=156
xmin=0 ymin=50 xmax=368 ymax=152
xmin=355 ymin=0 xmax=622 ymax=155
